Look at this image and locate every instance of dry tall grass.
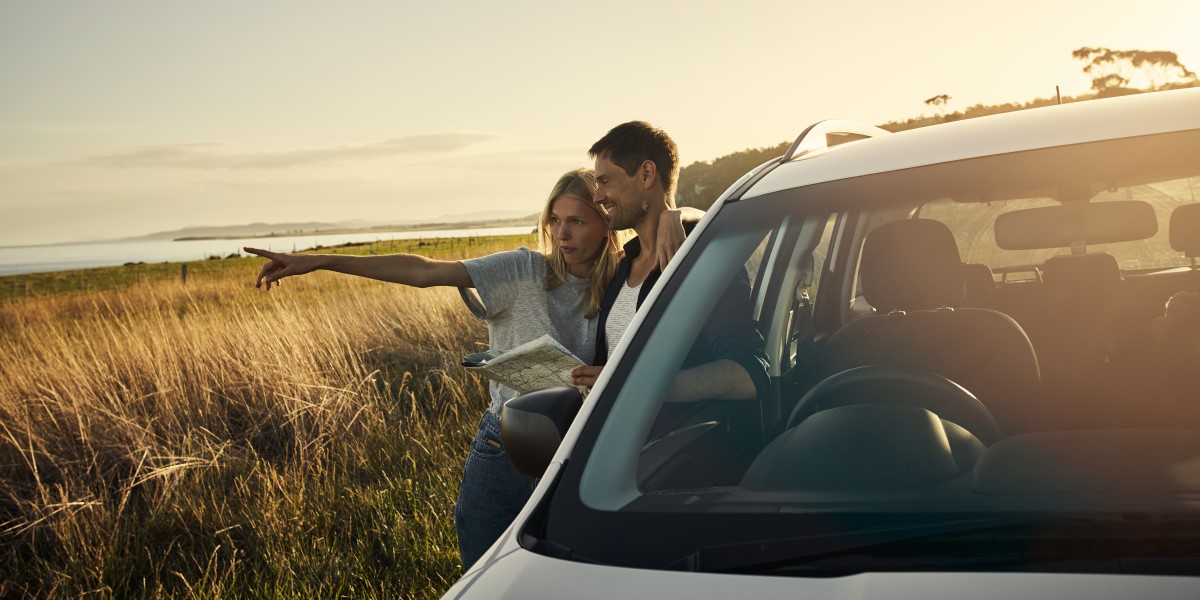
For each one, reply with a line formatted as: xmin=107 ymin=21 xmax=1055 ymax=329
xmin=0 ymin=240 xmax=527 ymax=598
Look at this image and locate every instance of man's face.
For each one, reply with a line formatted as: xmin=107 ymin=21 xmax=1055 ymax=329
xmin=593 ymin=155 xmax=646 ymax=231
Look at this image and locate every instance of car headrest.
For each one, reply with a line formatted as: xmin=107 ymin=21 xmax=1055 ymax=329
xmin=1170 ymin=204 xmax=1200 ymax=258
xmin=1164 ymin=290 xmax=1200 ymax=323
xmin=861 ymin=219 xmax=965 ymax=312
xmin=1042 ymin=252 xmax=1121 ymax=300
xmin=961 ymin=263 xmax=995 ymax=306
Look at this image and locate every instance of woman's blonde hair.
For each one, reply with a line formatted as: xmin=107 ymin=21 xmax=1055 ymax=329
xmin=537 ymin=168 xmax=626 ymax=318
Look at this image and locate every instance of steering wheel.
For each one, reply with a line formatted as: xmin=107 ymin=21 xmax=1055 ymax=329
xmin=786 ymin=365 xmax=1002 ymax=445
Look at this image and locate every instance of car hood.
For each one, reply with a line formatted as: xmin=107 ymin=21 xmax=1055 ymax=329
xmin=443 ymin=549 xmax=1199 ymax=599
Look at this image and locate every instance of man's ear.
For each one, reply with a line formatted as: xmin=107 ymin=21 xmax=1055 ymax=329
xmin=638 ymin=159 xmax=658 ymax=190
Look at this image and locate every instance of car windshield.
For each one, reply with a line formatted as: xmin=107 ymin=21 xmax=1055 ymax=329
xmin=922 ymin=186 xmax=1196 ymax=273
xmin=534 ymin=129 xmax=1200 ymax=575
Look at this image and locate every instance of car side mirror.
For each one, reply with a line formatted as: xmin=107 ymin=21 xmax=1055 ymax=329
xmin=500 ymin=387 xmax=583 ymax=477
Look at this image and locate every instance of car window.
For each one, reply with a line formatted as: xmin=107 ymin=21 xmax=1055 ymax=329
xmin=547 ymin=128 xmax=1200 ymax=575
xmin=631 ymin=213 xmax=840 ymax=493
xmin=918 ymin=174 xmax=1200 ymax=274
xmin=743 ymin=233 xmax=771 ymax=299
xmin=809 ymin=214 xmax=835 ymax=297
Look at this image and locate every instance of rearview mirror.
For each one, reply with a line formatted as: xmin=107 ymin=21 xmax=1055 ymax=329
xmin=994 ymin=200 xmax=1156 ymax=250
xmin=500 ymin=387 xmax=583 ymax=477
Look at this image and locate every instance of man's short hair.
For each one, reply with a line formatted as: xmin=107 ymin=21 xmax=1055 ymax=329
xmin=588 ymin=121 xmax=679 ymax=198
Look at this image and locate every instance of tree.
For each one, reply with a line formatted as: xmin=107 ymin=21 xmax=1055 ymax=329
xmin=923 ymin=94 xmax=954 ymax=121
xmin=1072 ymin=47 xmax=1198 ymax=93
xmin=924 ymin=94 xmax=951 ymax=111
xmin=676 ymin=142 xmax=789 ymax=210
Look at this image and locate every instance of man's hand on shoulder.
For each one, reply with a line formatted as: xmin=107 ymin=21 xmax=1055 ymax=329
xmin=654 ymin=207 xmax=706 ymax=271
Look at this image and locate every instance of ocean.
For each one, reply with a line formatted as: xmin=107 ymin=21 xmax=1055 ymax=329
xmin=0 ymin=226 xmax=535 ymax=277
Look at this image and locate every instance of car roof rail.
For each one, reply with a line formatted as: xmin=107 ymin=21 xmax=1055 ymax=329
xmin=781 ymin=120 xmax=891 ymax=161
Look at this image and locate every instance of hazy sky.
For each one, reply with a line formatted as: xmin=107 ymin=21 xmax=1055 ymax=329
xmin=2 ymin=0 xmax=1198 ymax=246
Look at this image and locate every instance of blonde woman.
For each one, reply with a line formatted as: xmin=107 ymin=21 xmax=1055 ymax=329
xmin=246 ymin=168 xmax=686 ymax=570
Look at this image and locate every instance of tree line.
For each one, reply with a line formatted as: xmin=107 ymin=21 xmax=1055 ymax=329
xmin=676 ymin=47 xmax=1198 ymax=211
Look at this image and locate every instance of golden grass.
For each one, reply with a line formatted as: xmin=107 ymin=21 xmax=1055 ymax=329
xmin=0 ymin=237 xmax=532 ymax=598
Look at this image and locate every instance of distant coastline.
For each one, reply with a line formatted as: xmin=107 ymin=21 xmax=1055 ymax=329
xmin=172 ymin=216 xmax=537 ymax=241
xmin=0 ymin=224 xmax=537 ymax=278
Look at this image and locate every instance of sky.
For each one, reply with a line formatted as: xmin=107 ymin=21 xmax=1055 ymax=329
xmin=2 ymin=0 xmax=1198 ymax=247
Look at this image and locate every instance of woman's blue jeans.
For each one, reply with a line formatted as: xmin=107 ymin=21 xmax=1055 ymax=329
xmin=454 ymin=410 xmax=537 ymax=571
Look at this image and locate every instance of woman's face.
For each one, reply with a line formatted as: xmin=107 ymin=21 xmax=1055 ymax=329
xmin=549 ymin=194 xmax=610 ymax=277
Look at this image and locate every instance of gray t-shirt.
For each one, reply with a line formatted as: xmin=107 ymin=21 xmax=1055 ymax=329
xmin=459 ymin=247 xmax=596 ymax=414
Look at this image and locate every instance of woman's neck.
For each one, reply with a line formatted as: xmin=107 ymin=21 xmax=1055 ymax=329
xmin=566 ymin=259 xmax=595 ymax=279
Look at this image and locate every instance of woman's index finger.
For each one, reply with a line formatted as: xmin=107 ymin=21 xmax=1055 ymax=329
xmin=243 ymin=246 xmax=278 ymax=259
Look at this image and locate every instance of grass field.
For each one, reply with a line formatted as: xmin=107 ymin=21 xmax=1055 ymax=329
xmin=0 ymin=234 xmax=535 ymax=598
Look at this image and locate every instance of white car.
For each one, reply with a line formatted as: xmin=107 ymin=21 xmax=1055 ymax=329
xmin=443 ymin=88 xmax=1200 ymax=598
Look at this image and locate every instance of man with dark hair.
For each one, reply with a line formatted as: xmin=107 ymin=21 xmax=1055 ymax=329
xmin=572 ymin=120 xmax=769 ymax=404
xmin=588 ymin=120 xmax=681 ymax=202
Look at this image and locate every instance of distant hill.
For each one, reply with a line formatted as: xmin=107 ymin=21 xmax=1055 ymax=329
xmin=128 ymin=211 xmax=538 ymax=241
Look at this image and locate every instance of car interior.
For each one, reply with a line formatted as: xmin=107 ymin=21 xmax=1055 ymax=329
xmin=622 ymin=133 xmax=1200 ymax=507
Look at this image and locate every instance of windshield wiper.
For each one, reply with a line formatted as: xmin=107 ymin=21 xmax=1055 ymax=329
xmin=666 ymin=514 xmax=1200 ymax=575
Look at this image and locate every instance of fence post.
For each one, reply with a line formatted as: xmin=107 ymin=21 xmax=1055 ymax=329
xmin=181 ymin=264 xmax=188 ymax=286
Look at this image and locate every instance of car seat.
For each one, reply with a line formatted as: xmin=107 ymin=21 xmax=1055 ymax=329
xmin=1037 ymin=252 xmax=1124 ymax=427
xmin=1102 ymin=205 xmax=1200 ymax=427
xmin=819 ymin=219 xmax=1043 ymax=436
xmin=1170 ymin=203 xmax=1200 ymax=269
xmin=961 ymin=262 xmax=996 ymax=308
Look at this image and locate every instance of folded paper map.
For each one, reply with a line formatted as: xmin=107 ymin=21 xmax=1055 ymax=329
xmin=462 ymin=334 xmax=586 ymax=395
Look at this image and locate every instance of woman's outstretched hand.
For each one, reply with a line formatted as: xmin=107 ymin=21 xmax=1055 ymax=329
xmin=244 ymin=247 xmax=318 ymax=290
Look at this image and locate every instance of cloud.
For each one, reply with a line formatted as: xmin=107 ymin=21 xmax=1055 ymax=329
xmin=424 ymin=145 xmax=587 ymax=173
xmin=72 ymin=133 xmax=505 ymax=170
